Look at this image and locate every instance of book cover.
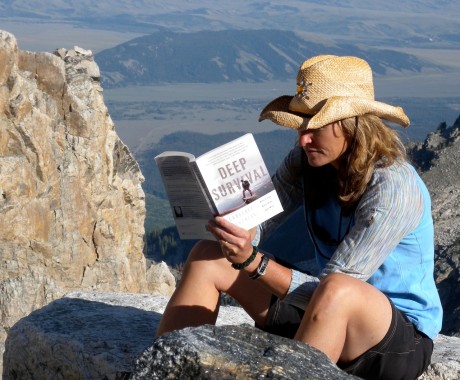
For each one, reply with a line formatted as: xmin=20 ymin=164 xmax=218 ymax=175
xmin=155 ymin=133 xmax=283 ymax=239
xmin=195 ymin=133 xmax=283 ymax=231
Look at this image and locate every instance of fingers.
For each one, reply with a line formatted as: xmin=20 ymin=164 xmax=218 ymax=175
xmin=219 ymin=239 xmax=252 ymax=265
xmin=209 ymin=217 xmax=254 ymax=265
xmin=209 ymin=216 xmax=251 ymax=243
xmin=218 ymin=237 xmax=240 ymax=255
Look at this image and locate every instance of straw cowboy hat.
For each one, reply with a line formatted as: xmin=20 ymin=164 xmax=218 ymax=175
xmin=259 ymin=55 xmax=410 ymax=130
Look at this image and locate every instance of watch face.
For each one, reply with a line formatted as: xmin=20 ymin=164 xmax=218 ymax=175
xmin=258 ymin=255 xmax=269 ymax=276
xmin=249 ymin=254 xmax=269 ymax=280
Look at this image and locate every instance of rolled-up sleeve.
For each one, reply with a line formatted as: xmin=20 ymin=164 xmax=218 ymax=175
xmin=321 ymin=163 xmax=424 ymax=280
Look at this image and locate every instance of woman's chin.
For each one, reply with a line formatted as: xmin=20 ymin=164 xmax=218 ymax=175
xmin=307 ymin=156 xmax=326 ymax=167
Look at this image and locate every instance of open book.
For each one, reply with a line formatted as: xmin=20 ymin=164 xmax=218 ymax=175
xmin=155 ymin=133 xmax=283 ymax=240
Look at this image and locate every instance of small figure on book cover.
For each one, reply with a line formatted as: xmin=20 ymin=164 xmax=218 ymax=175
xmin=241 ymin=179 xmax=254 ymax=204
xmin=156 ymin=55 xmax=442 ymax=380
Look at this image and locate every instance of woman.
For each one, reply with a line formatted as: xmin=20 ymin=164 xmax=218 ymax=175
xmin=156 ymin=55 xmax=443 ymax=380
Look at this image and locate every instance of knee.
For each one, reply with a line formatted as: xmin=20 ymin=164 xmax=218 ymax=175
xmin=185 ymin=240 xmax=228 ymax=274
xmin=188 ymin=240 xmax=222 ymax=262
xmin=312 ymin=273 xmax=359 ymax=308
xmin=183 ymin=240 xmax=239 ymax=292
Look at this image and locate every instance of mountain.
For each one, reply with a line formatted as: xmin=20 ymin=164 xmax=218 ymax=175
xmin=2 ymin=0 xmax=459 ymax=48
xmin=95 ymin=29 xmax=444 ymax=88
xmin=407 ymin=115 xmax=460 ymax=336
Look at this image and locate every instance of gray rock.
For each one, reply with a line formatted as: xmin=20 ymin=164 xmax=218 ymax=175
xmin=2 ymin=292 xmax=254 ymax=379
xmin=131 ymin=324 xmax=359 ymax=380
xmin=409 ymin=116 xmax=460 ymax=337
xmin=419 ymin=335 xmax=460 ymax=380
xmin=3 ymin=292 xmax=460 ymax=380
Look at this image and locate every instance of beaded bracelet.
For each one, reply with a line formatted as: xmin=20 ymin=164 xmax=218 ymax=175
xmin=231 ymin=246 xmax=258 ymax=270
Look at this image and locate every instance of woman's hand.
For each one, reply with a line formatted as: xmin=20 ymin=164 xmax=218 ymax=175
xmin=207 ymin=217 xmax=256 ymax=265
xmin=208 ymin=217 xmax=292 ymax=299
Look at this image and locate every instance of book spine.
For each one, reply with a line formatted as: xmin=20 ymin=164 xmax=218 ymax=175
xmin=191 ymin=162 xmax=219 ymax=216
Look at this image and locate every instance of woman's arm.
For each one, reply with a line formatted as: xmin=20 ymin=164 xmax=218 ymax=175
xmin=323 ymin=163 xmax=425 ymax=280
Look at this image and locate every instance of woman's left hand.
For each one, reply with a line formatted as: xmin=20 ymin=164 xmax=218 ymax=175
xmin=207 ymin=216 xmax=256 ymax=265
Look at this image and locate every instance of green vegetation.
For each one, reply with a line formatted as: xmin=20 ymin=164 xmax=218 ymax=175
xmin=144 ymin=226 xmax=197 ymax=267
xmin=145 ymin=193 xmax=174 ymax=233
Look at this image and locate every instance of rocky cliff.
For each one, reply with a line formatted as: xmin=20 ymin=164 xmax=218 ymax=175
xmin=408 ymin=116 xmax=460 ymax=337
xmin=0 ymin=29 xmax=151 ymax=371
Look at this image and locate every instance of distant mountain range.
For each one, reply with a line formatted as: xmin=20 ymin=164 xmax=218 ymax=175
xmin=3 ymin=1 xmax=459 ymax=90
xmin=2 ymin=0 xmax=459 ymax=47
xmin=95 ymin=29 xmax=445 ymax=88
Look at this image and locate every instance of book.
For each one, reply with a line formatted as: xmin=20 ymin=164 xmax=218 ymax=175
xmin=155 ymin=133 xmax=283 ymax=240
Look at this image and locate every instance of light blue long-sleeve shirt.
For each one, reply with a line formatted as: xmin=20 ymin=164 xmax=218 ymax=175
xmin=257 ymin=146 xmax=443 ymax=339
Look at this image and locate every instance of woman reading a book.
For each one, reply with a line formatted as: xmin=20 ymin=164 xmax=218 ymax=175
xmin=156 ymin=55 xmax=442 ymax=380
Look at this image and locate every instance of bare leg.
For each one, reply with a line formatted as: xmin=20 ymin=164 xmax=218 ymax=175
xmin=294 ymin=273 xmax=392 ymax=363
xmin=156 ymin=240 xmax=273 ymax=337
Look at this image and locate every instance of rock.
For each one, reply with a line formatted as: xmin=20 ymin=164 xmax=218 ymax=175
xmin=3 ymin=292 xmax=460 ymax=380
xmin=418 ymin=335 xmax=460 ymax=380
xmin=0 ymin=29 xmax=150 ymax=373
xmin=3 ymin=292 xmax=254 ymax=379
xmin=410 ymin=115 xmax=460 ymax=249
xmin=434 ymin=243 xmax=460 ymax=337
xmin=407 ymin=115 xmax=460 ymax=337
xmin=146 ymin=261 xmax=176 ymax=296
xmin=131 ymin=325 xmax=358 ymax=379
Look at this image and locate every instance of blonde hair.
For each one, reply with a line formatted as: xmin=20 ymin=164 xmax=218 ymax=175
xmin=338 ymin=115 xmax=406 ymax=206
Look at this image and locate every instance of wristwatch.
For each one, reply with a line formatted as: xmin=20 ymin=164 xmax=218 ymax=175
xmin=249 ymin=254 xmax=269 ymax=280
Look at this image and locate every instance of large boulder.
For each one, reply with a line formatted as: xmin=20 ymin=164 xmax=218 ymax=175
xmin=131 ymin=324 xmax=359 ymax=379
xmin=0 ymin=29 xmax=148 ymax=372
xmin=3 ymin=292 xmax=254 ymax=379
xmin=3 ymin=292 xmax=460 ymax=380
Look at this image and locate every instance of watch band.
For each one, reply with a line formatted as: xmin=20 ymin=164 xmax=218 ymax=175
xmin=249 ymin=254 xmax=269 ymax=280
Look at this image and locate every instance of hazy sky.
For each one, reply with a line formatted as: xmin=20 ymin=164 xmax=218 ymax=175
xmin=1 ymin=20 xmax=143 ymax=53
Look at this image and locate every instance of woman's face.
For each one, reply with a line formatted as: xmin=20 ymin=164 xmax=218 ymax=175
xmin=298 ymin=121 xmax=349 ymax=169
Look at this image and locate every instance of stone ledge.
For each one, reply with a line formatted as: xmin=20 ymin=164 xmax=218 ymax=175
xmin=3 ymin=292 xmax=459 ymax=379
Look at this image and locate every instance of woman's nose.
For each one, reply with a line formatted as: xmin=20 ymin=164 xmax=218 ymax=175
xmin=299 ymin=131 xmax=313 ymax=145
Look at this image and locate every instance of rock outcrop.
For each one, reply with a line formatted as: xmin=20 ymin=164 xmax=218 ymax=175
xmin=3 ymin=292 xmax=255 ymax=379
xmin=408 ymin=116 xmax=460 ymax=337
xmin=410 ymin=116 xmax=460 ymax=249
xmin=3 ymin=292 xmax=460 ymax=380
xmin=0 ymin=29 xmax=149 ymax=371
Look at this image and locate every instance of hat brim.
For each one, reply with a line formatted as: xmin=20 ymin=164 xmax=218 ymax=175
xmin=258 ymin=95 xmax=307 ymax=129
xmin=259 ymin=95 xmax=410 ymax=129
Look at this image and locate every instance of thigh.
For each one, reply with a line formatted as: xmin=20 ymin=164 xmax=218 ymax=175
xmin=299 ymin=273 xmax=393 ymax=363
xmin=341 ymin=302 xmax=434 ymax=380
